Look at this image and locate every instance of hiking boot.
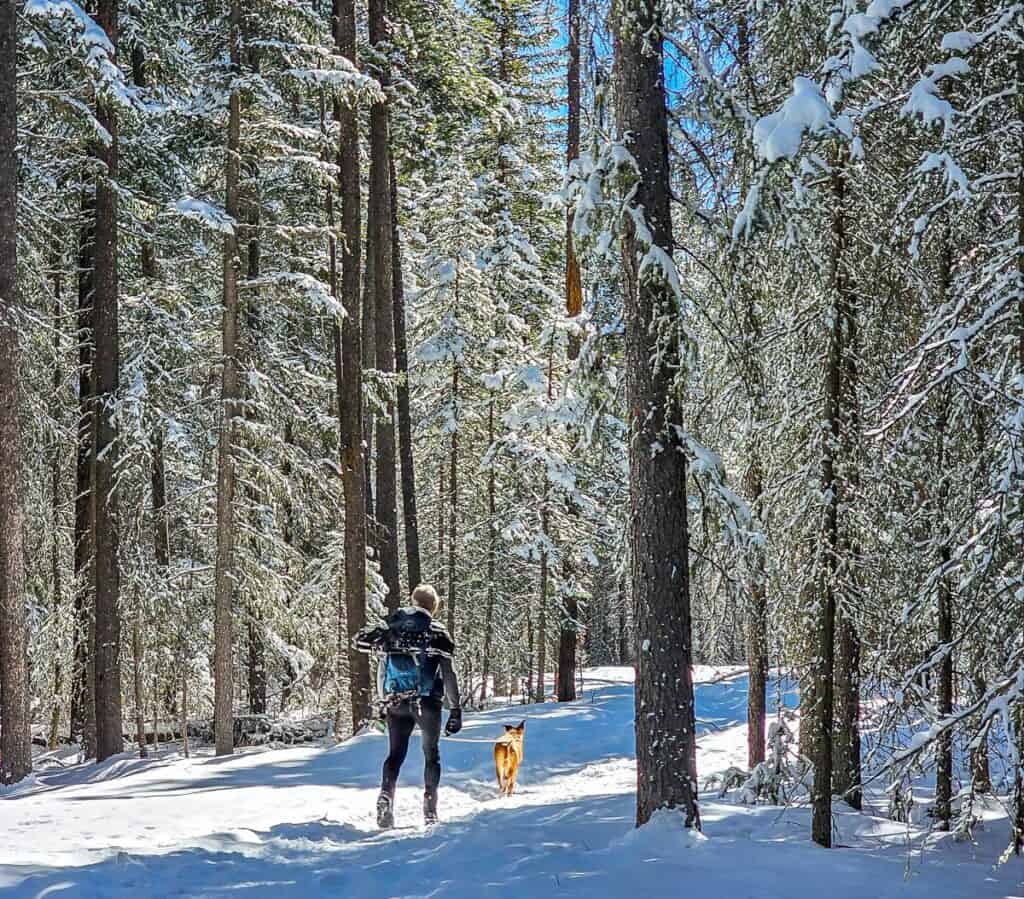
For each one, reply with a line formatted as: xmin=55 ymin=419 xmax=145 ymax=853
xmin=423 ymin=793 xmax=438 ymax=826
xmin=377 ymin=792 xmax=394 ymax=829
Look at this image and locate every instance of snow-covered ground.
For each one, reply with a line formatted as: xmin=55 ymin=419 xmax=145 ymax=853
xmin=2 ymin=667 xmax=1022 ymax=898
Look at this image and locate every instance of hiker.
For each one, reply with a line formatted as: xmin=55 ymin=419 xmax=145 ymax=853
xmin=355 ymin=583 xmax=462 ymax=828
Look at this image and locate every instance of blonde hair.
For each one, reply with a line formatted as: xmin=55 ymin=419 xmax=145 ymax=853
xmin=411 ymin=583 xmax=441 ymax=616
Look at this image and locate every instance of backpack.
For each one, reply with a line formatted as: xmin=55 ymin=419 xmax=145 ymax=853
xmin=376 ymin=608 xmax=453 ymax=700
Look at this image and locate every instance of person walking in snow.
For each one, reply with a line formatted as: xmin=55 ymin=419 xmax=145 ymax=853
xmin=355 ymin=584 xmax=462 ymax=828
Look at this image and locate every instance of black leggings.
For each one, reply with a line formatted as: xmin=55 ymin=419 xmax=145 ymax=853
xmin=381 ymin=698 xmax=442 ymax=805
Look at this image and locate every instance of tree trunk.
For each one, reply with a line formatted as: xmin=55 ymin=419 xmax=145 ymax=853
xmin=558 ymin=0 xmax=581 ymax=690
xmin=565 ymin=0 xmax=582 ymax=360
xmin=362 ymin=188 xmax=376 ymax=527
xmin=333 ymin=0 xmax=370 ymax=731
xmin=390 ymin=158 xmax=421 ymax=590
xmin=447 ymin=367 xmax=459 ymax=637
xmin=971 ymin=667 xmax=992 ymax=793
xmin=92 ymin=0 xmax=124 ymax=763
xmin=49 ymin=270 xmax=65 ymax=751
xmin=368 ymin=0 xmax=400 ymax=611
xmin=614 ymin=0 xmax=699 ymax=829
xmin=617 ymin=588 xmax=628 ymax=666
xmin=132 ymin=610 xmax=147 ymax=757
xmin=152 ymin=435 xmax=169 ymax=569
xmin=556 ymin=568 xmax=578 ymax=703
xmin=934 ymin=552 xmax=953 ymax=828
xmin=833 ymin=609 xmax=860 ymax=808
xmin=0 ymin=0 xmax=32 ymax=782
xmin=536 ymin=493 xmax=549 ymax=704
xmin=933 ymin=241 xmax=954 ymax=831
xmin=71 ymin=187 xmax=97 ymax=756
xmin=213 ymin=0 xmax=242 ymax=756
xmin=809 ymin=166 xmax=846 ymax=848
xmin=180 ymin=660 xmax=190 ymax=758
xmin=832 ymin=208 xmax=861 ymax=810
xmin=526 ymin=600 xmax=534 ymax=700
xmin=744 ymin=462 xmax=768 ymax=771
xmin=438 ymin=462 xmax=446 ymax=602
xmin=481 ymin=399 xmax=496 ymax=703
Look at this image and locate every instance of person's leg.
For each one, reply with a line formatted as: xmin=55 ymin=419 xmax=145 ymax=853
xmin=379 ymin=702 xmax=415 ymax=827
xmin=416 ymin=699 xmax=443 ymax=821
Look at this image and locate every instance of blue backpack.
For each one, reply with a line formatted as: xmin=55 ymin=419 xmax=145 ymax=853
xmin=381 ymin=609 xmax=444 ymax=699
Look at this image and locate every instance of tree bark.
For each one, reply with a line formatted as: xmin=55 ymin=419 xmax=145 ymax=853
xmin=368 ymin=0 xmax=400 ymax=610
xmin=481 ymin=399 xmax=496 ymax=703
xmin=565 ymin=0 xmax=582 ymax=360
xmin=49 ymin=269 xmax=65 ymax=750
xmin=213 ymin=0 xmax=242 ymax=756
xmin=333 ymin=0 xmax=370 ymax=731
xmin=390 ymin=158 xmax=421 ymax=590
xmin=809 ymin=166 xmax=846 ymax=849
xmin=71 ymin=187 xmax=97 ymax=755
xmin=556 ymin=0 xmax=581 ymax=696
xmin=744 ymin=463 xmax=768 ymax=770
xmin=132 ymin=610 xmax=147 ymax=757
xmin=615 ymin=0 xmax=699 ymax=829
xmin=536 ymin=493 xmax=549 ymax=704
xmin=832 ymin=194 xmax=861 ymax=810
xmin=92 ymin=0 xmax=124 ymax=763
xmin=0 ymin=0 xmax=32 ymax=782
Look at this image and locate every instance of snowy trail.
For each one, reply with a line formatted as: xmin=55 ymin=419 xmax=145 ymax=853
xmin=2 ymin=667 xmax=1022 ymax=898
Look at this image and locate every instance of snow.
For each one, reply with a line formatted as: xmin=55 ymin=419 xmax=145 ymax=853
xmin=3 ymin=668 xmax=1022 ymax=897
xmin=173 ymin=198 xmax=237 ymax=235
xmin=753 ymin=77 xmax=833 ymax=163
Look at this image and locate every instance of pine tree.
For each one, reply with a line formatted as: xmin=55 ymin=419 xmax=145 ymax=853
xmin=0 ymin=0 xmax=32 ymax=785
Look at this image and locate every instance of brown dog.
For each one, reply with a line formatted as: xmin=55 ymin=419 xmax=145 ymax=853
xmin=494 ymin=720 xmax=526 ymax=797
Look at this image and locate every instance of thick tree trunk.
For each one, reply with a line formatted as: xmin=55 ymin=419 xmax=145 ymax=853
xmin=809 ymin=166 xmax=846 ymax=849
xmin=92 ymin=0 xmax=124 ymax=763
xmin=615 ymin=0 xmax=699 ymax=829
xmin=556 ymin=568 xmax=578 ymax=703
xmin=833 ymin=216 xmax=861 ymax=810
xmin=367 ymin=0 xmax=400 ymax=610
xmin=744 ymin=462 xmax=768 ymax=770
xmin=71 ymin=188 xmax=97 ymax=755
xmin=557 ymin=0 xmax=581 ymax=691
xmin=213 ymin=0 xmax=242 ymax=756
xmin=333 ymin=0 xmax=370 ymax=731
xmin=390 ymin=158 xmax=421 ymax=590
xmin=0 ymin=0 xmax=32 ymax=783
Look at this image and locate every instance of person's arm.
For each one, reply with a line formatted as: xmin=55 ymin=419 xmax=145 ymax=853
xmin=439 ymin=656 xmax=461 ymax=709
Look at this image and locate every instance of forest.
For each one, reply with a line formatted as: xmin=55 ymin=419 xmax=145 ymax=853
xmin=0 ymin=0 xmax=1023 ymax=872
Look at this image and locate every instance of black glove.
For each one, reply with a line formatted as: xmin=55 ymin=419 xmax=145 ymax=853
xmin=445 ymin=708 xmax=462 ymax=736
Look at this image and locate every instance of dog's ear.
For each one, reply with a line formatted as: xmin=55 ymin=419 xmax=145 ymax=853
xmin=516 ymin=720 xmax=525 ymax=732
xmin=504 ymin=724 xmax=515 ymax=733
